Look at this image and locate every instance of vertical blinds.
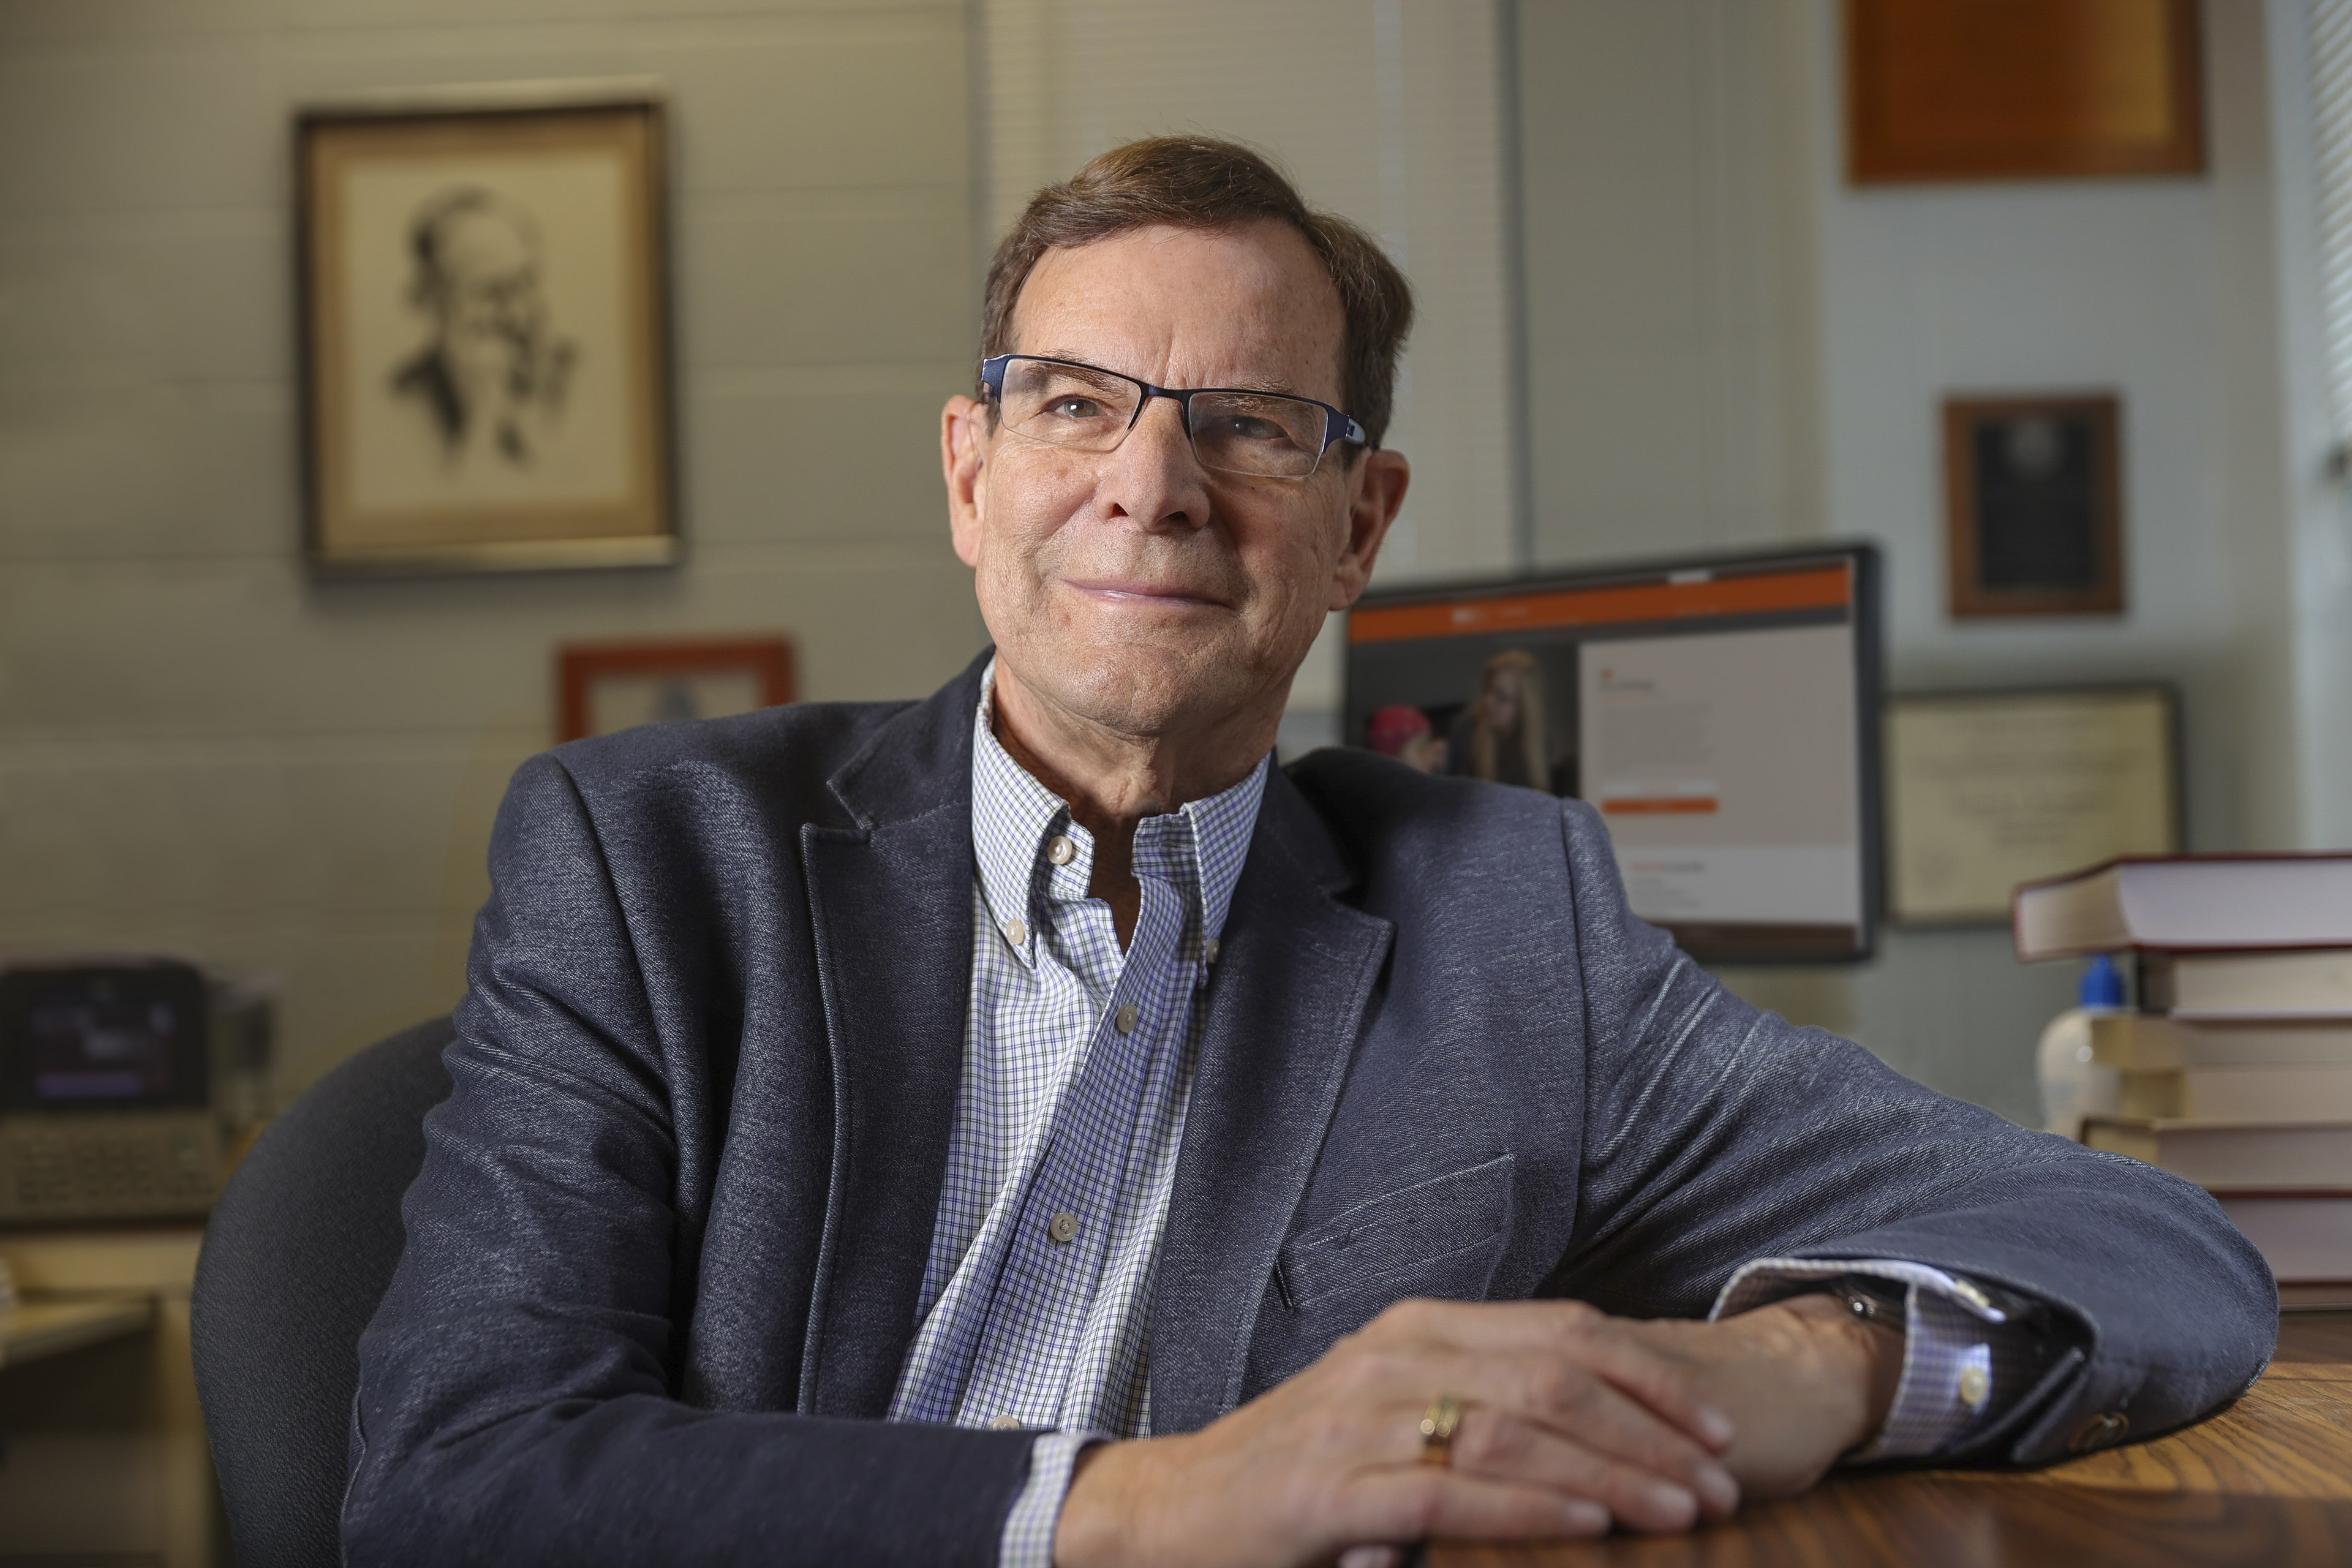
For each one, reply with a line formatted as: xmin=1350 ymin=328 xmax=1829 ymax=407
xmin=2310 ymin=0 xmax=2352 ymax=450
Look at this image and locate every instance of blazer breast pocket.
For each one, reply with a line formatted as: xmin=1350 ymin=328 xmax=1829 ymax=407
xmin=1276 ymin=1153 xmax=1515 ymax=1314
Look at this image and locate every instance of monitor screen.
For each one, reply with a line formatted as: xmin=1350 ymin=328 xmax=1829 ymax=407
xmin=1343 ymin=546 xmax=1882 ymax=963
xmin=1 ymin=962 xmax=211 ymax=1113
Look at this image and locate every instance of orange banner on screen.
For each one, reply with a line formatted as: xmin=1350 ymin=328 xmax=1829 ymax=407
xmin=1600 ymin=798 xmax=1721 ymax=816
xmin=1347 ymin=565 xmax=1852 ymax=644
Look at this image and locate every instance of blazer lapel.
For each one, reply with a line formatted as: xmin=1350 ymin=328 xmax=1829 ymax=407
xmin=1148 ymin=767 xmax=1393 ymax=1433
xmin=796 ymin=659 xmax=984 ymax=1417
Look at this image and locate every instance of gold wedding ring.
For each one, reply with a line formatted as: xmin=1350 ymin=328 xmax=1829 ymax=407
xmin=1419 ymin=1393 xmax=1464 ymax=1467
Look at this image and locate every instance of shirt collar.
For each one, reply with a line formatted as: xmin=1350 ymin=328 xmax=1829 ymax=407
xmin=970 ymin=660 xmax=1269 ymax=967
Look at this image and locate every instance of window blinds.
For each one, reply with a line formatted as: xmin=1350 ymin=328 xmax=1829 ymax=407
xmin=2308 ymin=0 xmax=2352 ymax=454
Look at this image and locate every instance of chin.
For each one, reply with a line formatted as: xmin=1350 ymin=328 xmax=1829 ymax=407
xmin=1013 ymin=633 xmax=1261 ymax=738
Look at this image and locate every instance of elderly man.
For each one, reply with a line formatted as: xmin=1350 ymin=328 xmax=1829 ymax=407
xmin=345 ymin=138 xmax=2271 ymax=1567
xmin=391 ymin=186 xmax=575 ymax=467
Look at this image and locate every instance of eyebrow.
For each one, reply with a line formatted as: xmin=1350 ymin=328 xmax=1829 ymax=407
xmin=1027 ymin=350 xmax=1312 ymax=401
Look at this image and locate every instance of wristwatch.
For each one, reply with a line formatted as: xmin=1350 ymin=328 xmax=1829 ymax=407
xmin=1817 ymin=1275 xmax=1910 ymax=1335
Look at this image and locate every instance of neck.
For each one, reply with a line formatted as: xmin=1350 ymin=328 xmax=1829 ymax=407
xmin=989 ymin=662 xmax=1280 ymax=946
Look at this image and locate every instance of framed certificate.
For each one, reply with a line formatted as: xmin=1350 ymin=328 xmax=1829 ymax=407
xmin=1885 ymin=685 xmax=2182 ymax=925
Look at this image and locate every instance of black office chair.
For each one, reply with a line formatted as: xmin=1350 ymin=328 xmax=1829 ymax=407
xmin=191 ymin=1016 xmax=455 ymax=1568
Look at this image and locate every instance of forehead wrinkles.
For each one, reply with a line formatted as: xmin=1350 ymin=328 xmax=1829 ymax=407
xmin=1008 ymin=224 xmax=1346 ymax=401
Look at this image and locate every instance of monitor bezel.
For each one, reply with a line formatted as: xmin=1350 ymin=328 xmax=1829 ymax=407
xmin=1341 ymin=541 xmax=1885 ymax=965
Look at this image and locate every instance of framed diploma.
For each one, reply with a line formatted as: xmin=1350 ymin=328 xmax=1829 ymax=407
xmin=1885 ymin=685 xmax=2182 ymax=925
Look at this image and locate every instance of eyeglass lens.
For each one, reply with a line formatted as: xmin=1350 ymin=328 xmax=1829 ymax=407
xmin=995 ymin=357 xmax=1330 ymax=478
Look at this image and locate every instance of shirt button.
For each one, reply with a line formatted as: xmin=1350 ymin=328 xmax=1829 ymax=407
xmin=1115 ymin=1004 xmax=1139 ymax=1035
xmin=1047 ymin=835 xmax=1076 ymax=865
xmin=1958 ymin=1361 xmax=1990 ymax=1409
xmin=989 ymin=1414 xmax=1023 ymax=1430
xmin=1003 ymin=918 xmax=1027 ymax=948
xmin=1204 ymin=938 xmax=1221 ymax=965
xmin=1048 ymin=1211 xmax=1080 ymax=1244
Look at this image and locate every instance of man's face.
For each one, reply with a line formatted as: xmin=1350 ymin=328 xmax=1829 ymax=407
xmin=944 ymin=221 xmax=1407 ymax=742
xmin=433 ymin=209 xmax=543 ymax=351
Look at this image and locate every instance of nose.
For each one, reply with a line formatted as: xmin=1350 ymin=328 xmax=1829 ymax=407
xmin=1098 ymin=393 xmax=1212 ymax=532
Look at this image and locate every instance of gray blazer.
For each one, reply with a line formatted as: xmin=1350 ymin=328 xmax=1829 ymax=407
xmin=345 ymin=653 xmax=2275 ymax=1567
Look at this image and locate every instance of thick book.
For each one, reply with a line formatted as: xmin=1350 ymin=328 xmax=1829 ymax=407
xmin=2080 ymin=1117 xmax=2352 ymax=1188
xmin=2209 ymin=1191 xmax=2352 ymax=1309
xmin=2087 ymin=1014 xmax=2352 ymax=1069
xmin=2011 ymin=853 xmax=2352 ymax=960
xmin=2139 ymin=950 xmax=2352 ymax=1020
xmin=2117 ymin=1065 xmax=2352 ymax=1123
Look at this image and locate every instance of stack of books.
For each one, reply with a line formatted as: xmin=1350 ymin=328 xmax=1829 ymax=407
xmin=2014 ymin=854 xmax=2352 ymax=1310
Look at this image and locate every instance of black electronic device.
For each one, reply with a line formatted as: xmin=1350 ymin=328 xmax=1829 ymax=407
xmin=0 ymin=959 xmax=224 ymax=1224
xmin=1343 ymin=543 xmax=1884 ymax=964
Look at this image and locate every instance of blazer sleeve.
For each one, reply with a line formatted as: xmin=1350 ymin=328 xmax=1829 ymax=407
xmin=342 ymin=754 xmax=1033 ymax=1567
xmin=1540 ymin=799 xmax=2276 ymax=1465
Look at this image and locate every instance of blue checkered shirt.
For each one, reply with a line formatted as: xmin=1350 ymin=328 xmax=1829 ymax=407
xmin=889 ymin=668 xmax=2055 ymax=1564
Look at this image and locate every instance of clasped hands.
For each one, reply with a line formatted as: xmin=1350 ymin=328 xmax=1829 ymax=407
xmin=1054 ymin=1293 xmax=1905 ymax=1568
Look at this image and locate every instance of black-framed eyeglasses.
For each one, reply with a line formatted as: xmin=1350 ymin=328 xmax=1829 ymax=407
xmin=979 ymin=353 xmax=1371 ymax=480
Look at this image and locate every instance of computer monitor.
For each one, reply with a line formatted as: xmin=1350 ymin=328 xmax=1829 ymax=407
xmin=1342 ymin=544 xmax=1883 ymax=963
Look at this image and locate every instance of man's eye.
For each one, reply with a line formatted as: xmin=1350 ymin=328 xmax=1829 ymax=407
xmin=1215 ymin=415 xmax=1292 ymax=444
xmin=1046 ymin=396 xmax=1104 ymax=419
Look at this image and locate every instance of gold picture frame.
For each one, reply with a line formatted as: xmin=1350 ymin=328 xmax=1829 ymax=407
xmin=296 ymin=82 xmax=678 ymax=573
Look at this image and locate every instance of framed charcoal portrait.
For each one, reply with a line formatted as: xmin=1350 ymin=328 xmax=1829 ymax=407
xmin=557 ymin=638 xmax=795 ymax=744
xmin=1943 ymin=393 xmax=2125 ymax=618
xmin=297 ymin=84 xmax=677 ymax=573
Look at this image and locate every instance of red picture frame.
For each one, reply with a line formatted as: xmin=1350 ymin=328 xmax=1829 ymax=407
xmin=557 ymin=637 xmax=795 ymax=743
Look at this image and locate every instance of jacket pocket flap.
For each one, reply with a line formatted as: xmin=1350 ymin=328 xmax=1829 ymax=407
xmin=1278 ymin=1153 xmax=1514 ymax=1309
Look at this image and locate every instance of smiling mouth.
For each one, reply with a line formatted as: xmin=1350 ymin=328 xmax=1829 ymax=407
xmin=1063 ymin=579 xmax=1230 ymax=611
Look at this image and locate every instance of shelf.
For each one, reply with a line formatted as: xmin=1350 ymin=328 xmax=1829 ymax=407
xmin=0 ymin=1294 xmax=156 ymax=1368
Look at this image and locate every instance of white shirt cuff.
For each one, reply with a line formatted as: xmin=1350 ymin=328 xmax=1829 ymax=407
xmin=998 ymin=1429 xmax=1103 ymax=1568
xmin=1711 ymin=1257 xmax=2050 ymax=1462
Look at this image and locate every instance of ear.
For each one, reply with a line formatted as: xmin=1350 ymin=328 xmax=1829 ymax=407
xmin=1327 ymin=448 xmax=1411 ymax=611
xmin=942 ymin=394 xmax=990 ymax=568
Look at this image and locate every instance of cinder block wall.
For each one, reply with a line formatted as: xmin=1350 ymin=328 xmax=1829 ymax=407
xmin=0 ymin=1 xmax=988 ymax=1098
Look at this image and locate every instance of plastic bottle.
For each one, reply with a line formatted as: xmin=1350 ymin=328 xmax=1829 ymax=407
xmin=2037 ymin=954 xmax=2128 ymax=1139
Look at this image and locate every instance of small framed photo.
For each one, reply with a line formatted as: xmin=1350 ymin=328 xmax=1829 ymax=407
xmin=558 ymin=638 xmax=795 ymax=744
xmin=1942 ymin=393 xmax=2124 ymax=618
xmin=297 ymin=83 xmax=677 ymax=573
xmin=1885 ymin=685 xmax=2182 ymax=925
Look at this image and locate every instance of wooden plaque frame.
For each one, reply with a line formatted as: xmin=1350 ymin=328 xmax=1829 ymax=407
xmin=1943 ymin=393 xmax=2125 ymax=619
xmin=1847 ymin=0 xmax=2205 ymax=183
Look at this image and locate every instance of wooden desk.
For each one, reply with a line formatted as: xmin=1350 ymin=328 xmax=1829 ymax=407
xmin=1435 ymin=1314 xmax=2352 ymax=1568
xmin=0 ymin=1227 xmax=221 ymax=1566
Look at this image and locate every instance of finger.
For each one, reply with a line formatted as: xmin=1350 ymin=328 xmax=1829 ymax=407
xmin=1446 ymin=1404 xmax=1735 ymax=1530
xmin=1334 ymin=1466 xmax=1611 ymax=1547
xmin=1336 ymin=1548 xmax=1404 ymax=1568
xmin=1391 ymin=1346 xmax=1736 ymax=1518
xmin=1375 ymin=1298 xmax=1735 ymax=1450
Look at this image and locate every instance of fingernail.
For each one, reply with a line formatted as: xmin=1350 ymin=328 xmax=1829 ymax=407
xmin=1697 ymin=1406 xmax=1736 ymax=1448
xmin=1695 ymin=1463 xmax=1740 ymax=1514
xmin=1559 ymin=1500 xmax=1610 ymax=1536
xmin=1646 ymin=1482 xmax=1698 ymax=1525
